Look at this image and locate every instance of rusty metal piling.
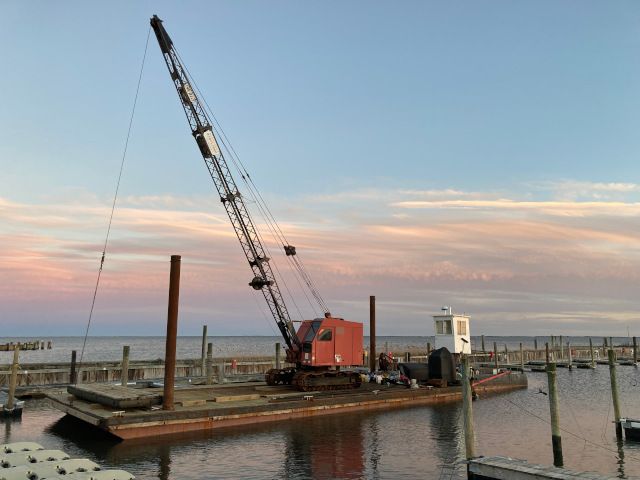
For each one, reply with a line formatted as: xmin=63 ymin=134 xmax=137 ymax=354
xmin=163 ymin=255 xmax=181 ymax=411
xmin=369 ymin=296 xmax=376 ymax=372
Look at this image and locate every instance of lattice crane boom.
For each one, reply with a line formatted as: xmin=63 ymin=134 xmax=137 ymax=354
xmin=150 ymin=15 xmax=301 ymax=353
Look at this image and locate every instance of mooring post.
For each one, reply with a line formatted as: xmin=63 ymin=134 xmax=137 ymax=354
xmin=6 ymin=346 xmax=20 ymax=411
xmin=121 ymin=345 xmax=130 ymax=387
xmin=218 ymin=360 xmax=225 ymax=383
xmin=560 ymin=338 xmax=564 ymax=361
xmin=634 ymin=336 xmax=638 ymax=365
xmin=70 ymin=350 xmax=77 ymax=384
xmin=519 ymin=342 xmax=524 ymax=372
xmin=493 ymin=341 xmax=499 ymax=372
xmin=206 ymin=343 xmax=213 ymax=385
xmin=545 ymin=343 xmax=563 ymax=467
xmin=504 ymin=344 xmax=509 ymax=363
xmin=163 ymin=255 xmax=181 ymax=411
xmin=589 ymin=337 xmax=595 ymax=369
xmin=369 ymin=295 xmax=376 ymax=372
xmin=481 ymin=335 xmax=485 ymax=352
xmin=461 ymin=355 xmax=476 ymax=466
xmin=200 ymin=324 xmax=208 ymax=375
xmin=608 ymin=348 xmax=623 ymax=439
xmin=534 ymin=337 xmax=538 ymax=350
xmin=275 ymin=342 xmax=281 ymax=370
xmin=567 ymin=342 xmax=572 ymax=370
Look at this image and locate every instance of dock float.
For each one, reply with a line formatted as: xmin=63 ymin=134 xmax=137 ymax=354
xmin=48 ymin=371 xmax=526 ymax=440
xmin=469 ymin=456 xmax=631 ymax=479
xmin=0 ymin=441 xmax=134 ymax=479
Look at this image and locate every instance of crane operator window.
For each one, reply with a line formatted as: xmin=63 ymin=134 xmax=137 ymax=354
xmin=304 ymin=320 xmax=322 ymax=342
xmin=318 ymin=329 xmax=332 ymax=341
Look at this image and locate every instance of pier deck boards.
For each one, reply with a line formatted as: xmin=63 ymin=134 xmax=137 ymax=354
xmin=48 ymin=372 xmax=527 ymax=440
xmin=469 ymin=456 xmax=630 ymax=479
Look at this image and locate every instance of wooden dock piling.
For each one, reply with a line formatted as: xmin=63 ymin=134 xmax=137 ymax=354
xmin=200 ymin=325 xmax=208 ymax=375
xmin=461 ymin=355 xmax=475 ymax=464
xmin=206 ymin=343 xmax=213 ymax=385
xmin=519 ymin=343 xmax=524 ymax=372
xmin=634 ymin=337 xmax=638 ymax=365
xmin=589 ymin=338 xmax=595 ymax=369
xmin=481 ymin=335 xmax=485 ymax=352
xmin=218 ymin=360 xmax=225 ymax=383
xmin=608 ymin=349 xmax=622 ymax=439
xmin=6 ymin=346 xmax=20 ymax=411
xmin=567 ymin=342 xmax=572 ymax=370
xmin=493 ymin=342 xmax=499 ymax=372
xmin=546 ymin=343 xmax=563 ymax=467
xmin=121 ymin=346 xmax=130 ymax=387
xmin=70 ymin=350 xmax=77 ymax=384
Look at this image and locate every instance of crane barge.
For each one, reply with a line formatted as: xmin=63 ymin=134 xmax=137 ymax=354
xmin=150 ymin=15 xmax=363 ymax=391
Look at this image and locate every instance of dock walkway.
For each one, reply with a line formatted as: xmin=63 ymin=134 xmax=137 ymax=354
xmin=469 ymin=456 xmax=631 ymax=479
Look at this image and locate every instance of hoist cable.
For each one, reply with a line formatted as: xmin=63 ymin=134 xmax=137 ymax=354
xmin=76 ymin=27 xmax=151 ymax=380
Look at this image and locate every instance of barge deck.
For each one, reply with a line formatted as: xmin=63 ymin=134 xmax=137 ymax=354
xmin=47 ymin=371 xmax=526 ymax=440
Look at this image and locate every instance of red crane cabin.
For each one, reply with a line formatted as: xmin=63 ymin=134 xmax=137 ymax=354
xmin=296 ymin=317 xmax=363 ymax=368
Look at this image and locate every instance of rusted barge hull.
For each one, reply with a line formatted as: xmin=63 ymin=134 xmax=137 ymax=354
xmin=47 ymin=371 xmax=526 ymax=440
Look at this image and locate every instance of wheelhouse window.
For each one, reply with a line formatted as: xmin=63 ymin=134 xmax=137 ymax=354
xmin=318 ymin=329 xmax=332 ymax=341
xmin=457 ymin=320 xmax=467 ymax=335
xmin=436 ymin=319 xmax=452 ymax=335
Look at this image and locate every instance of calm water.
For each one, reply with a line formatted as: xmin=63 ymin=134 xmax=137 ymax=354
xmin=0 ymin=336 xmax=631 ymax=364
xmin=3 ymin=366 xmax=640 ymax=478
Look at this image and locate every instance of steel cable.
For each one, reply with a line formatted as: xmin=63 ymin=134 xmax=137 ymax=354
xmin=76 ymin=27 xmax=151 ymax=381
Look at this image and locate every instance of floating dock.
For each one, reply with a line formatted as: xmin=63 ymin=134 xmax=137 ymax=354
xmin=0 ymin=441 xmax=134 ymax=479
xmin=48 ymin=371 xmax=526 ymax=440
xmin=469 ymin=456 xmax=632 ymax=479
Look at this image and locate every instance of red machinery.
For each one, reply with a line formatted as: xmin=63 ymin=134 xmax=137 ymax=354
xmin=150 ymin=16 xmax=363 ymax=391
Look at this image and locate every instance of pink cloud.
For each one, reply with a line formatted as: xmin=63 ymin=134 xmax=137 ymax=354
xmin=2 ymin=187 xmax=640 ymax=335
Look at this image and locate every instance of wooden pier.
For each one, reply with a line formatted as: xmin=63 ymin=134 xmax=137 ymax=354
xmin=47 ymin=371 xmax=527 ymax=440
xmin=0 ymin=340 xmax=52 ymax=351
xmin=0 ymin=356 xmax=279 ymax=391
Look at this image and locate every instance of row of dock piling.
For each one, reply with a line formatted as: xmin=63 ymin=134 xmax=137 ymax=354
xmin=0 ymin=340 xmax=52 ymax=351
xmin=463 ymin=342 xmax=633 ymax=479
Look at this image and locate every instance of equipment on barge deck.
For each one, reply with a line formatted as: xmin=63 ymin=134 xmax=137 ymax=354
xmin=150 ymin=16 xmax=362 ymax=392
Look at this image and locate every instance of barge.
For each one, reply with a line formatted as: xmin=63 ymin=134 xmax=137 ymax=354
xmin=47 ymin=370 xmax=526 ymax=440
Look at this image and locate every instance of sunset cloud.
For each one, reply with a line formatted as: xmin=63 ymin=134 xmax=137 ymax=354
xmin=2 ymin=182 xmax=639 ymax=335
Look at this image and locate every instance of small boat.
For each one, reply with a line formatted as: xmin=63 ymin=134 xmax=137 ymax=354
xmin=620 ymin=418 xmax=640 ymax=441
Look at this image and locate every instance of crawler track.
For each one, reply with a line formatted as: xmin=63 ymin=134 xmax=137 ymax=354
xmin=293 ymin=370 xmax=362 ymax=392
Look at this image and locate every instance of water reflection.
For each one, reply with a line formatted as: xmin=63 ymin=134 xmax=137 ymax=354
xmin=158 ymin=445 xmax=171 ymax=480
xmin=6 ymin=368 xmax=640 ymax=480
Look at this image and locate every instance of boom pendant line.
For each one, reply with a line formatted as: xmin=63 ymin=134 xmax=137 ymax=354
xmin=150 ymin=16 xmax=363 ymax=391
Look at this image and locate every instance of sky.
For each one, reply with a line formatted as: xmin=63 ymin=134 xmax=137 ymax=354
xmin=1 ymin=1 xmax=640 ymax=336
